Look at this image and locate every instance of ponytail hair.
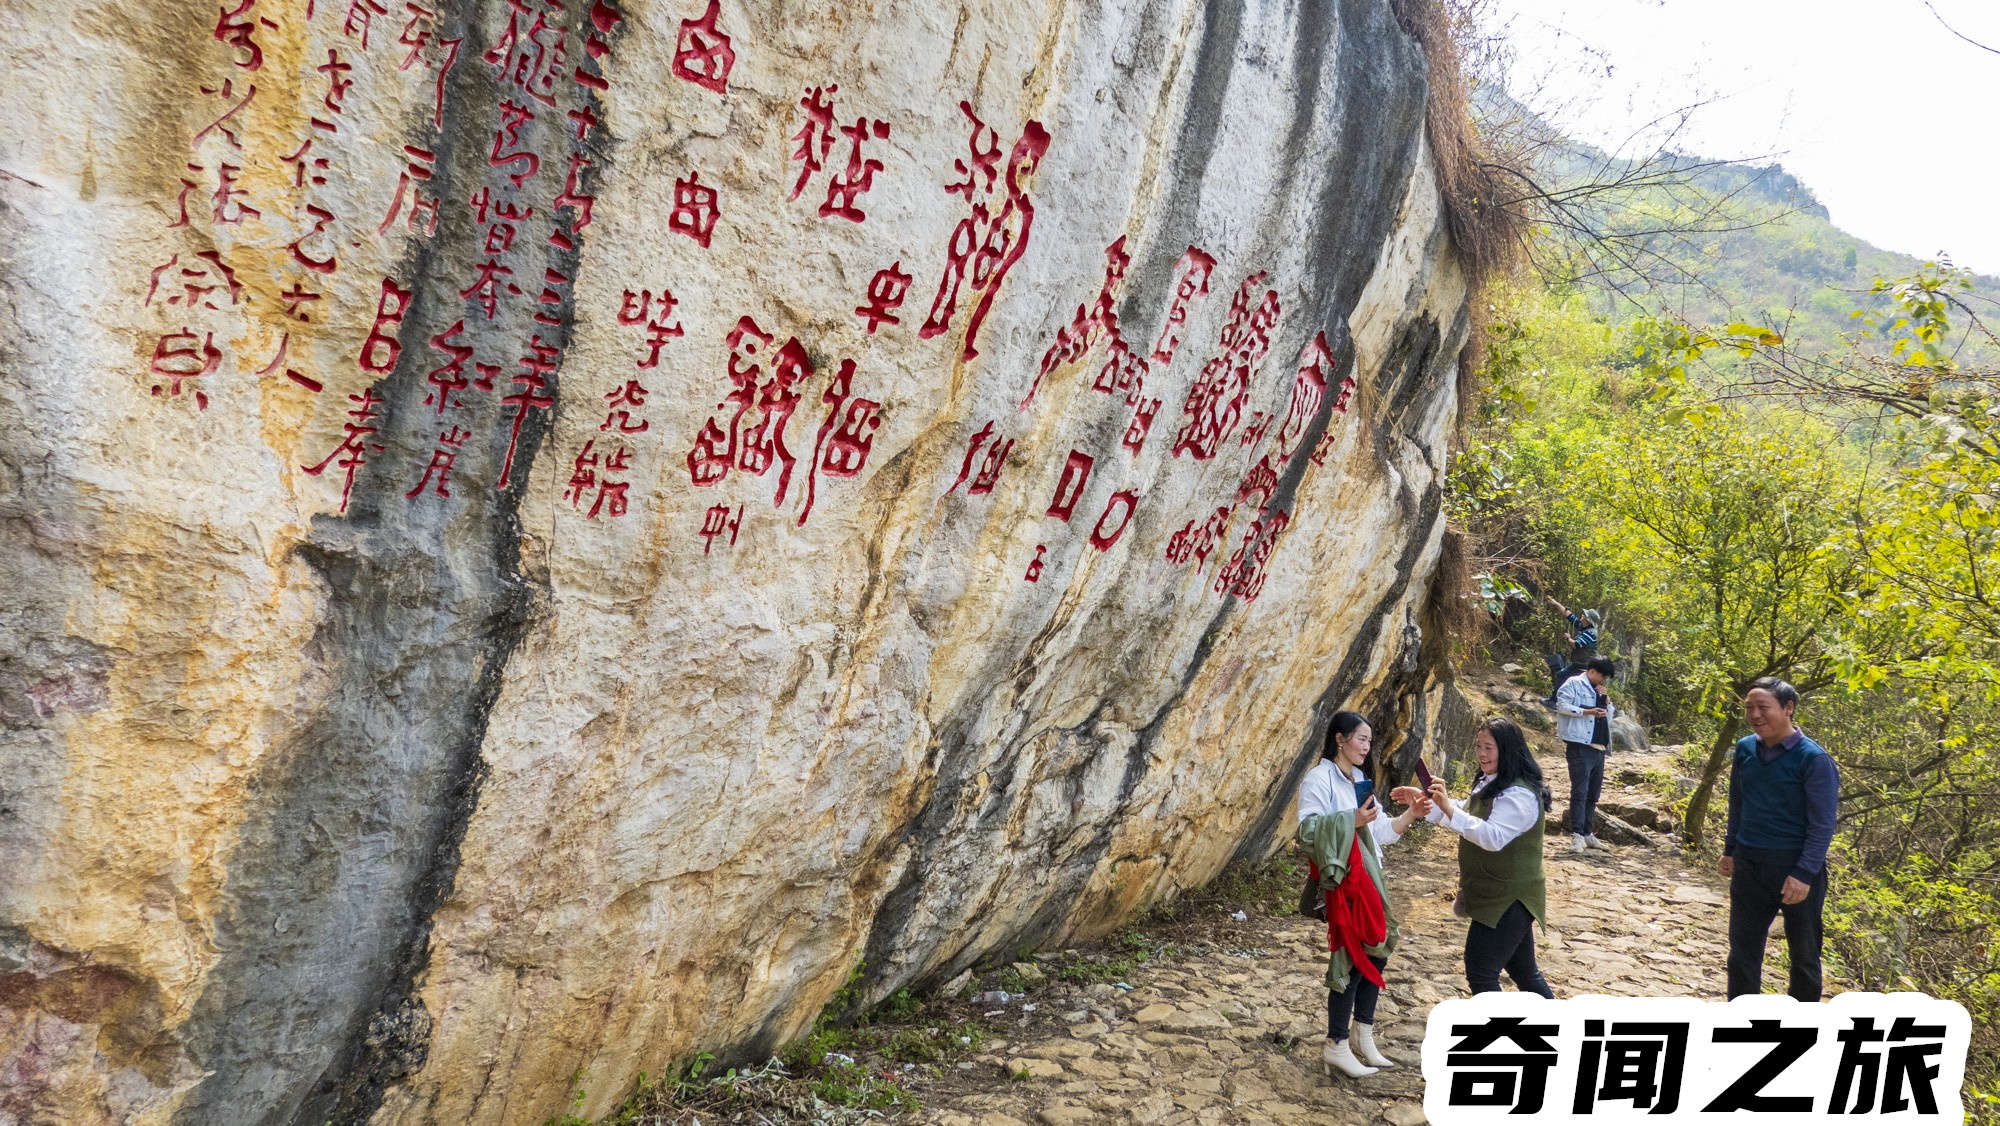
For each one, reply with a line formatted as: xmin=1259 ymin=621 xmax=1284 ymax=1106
xmin=1322 ymin=710 xmax=1371 ymax=761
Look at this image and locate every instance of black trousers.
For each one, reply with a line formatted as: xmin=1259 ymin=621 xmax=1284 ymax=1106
xmin=1727 ymin=852 xmax=1827 ymax=1001
xmin=1565 ymin=743 xmax=1605 ymax=835
xmin=1327 ymin=955 xmax=1388 ymax=1039
xmin=1465 ymin=900 xmax=1554 ymax=997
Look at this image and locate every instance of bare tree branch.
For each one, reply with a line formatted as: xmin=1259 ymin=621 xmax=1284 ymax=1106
xmin=1920 ymin=0 xmax=2000 ymax=55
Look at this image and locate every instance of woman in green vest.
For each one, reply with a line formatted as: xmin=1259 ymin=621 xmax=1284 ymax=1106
xmin=1423 ymin=717 xmax=1556 ymax=998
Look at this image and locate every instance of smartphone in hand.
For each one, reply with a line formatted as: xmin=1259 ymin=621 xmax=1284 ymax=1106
xmin=1413 ymin=756 xmax=1435 ymax=790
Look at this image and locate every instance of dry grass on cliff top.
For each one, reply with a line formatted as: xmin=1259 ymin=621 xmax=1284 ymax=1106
xmin=1391 ymin=0 xmax=1532 ymax=430
xmin=1392 ymin=0 xmax=1528 ymax=293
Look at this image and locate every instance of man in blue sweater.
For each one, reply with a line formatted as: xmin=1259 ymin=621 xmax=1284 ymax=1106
xmin=1720 ymin=677 xmax=1839 ymax=1001
xmin=1541 ymin=596 xmax=1601 ymax=705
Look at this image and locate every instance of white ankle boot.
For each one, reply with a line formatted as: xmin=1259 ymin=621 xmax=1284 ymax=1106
xmin=1323 ymin=1037 xmax=1378 ymax=1078
xmin=1352 ymin=1022 xmax=1396 ymax=1068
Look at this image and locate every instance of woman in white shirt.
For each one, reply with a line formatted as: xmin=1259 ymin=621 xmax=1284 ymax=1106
xmin=1297 ymin=711 xmax=1432 ymax=1078
xmin=1421 ymin=717 xmax=1556 ymax=998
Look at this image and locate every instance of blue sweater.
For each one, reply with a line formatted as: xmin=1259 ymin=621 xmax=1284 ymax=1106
xmin=1565 ymin=611 xmax=1599 ymax=650
xmin=1723 ymin=729 xmax=1838 ymax=885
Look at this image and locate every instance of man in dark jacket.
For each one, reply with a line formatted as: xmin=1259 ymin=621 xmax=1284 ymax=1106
xmin=1720 ymin=677 xmax=1839 ymax=1001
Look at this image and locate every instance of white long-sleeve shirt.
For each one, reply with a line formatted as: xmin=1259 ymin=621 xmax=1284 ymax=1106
xmin=1427 ymin=772 xmax=1539 ymax=852
xmin=1297 ymin=759 xmax=1404 ymax=849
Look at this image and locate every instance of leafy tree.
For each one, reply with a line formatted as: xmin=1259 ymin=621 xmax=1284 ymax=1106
xmin=1583 ymin=373 xmax=1857 ymax=845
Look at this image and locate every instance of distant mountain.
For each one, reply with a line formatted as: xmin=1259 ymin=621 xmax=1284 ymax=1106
xmin=1477 ymin=85 xmax=2000 ymax=360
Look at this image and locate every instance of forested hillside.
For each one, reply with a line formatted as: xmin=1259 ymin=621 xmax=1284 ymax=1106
xmin=1479 ymin=88 xmax=2000 ymax=359
xmin=1457 ymin=88 xmax=2000 ymax=1117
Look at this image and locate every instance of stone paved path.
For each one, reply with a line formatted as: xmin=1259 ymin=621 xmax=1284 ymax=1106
xmin=919 ymin=741 xmax=1730 ymax=1126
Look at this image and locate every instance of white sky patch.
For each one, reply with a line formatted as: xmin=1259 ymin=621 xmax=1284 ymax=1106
xmin=1478 ymin=0 xmax=2000 ymax=275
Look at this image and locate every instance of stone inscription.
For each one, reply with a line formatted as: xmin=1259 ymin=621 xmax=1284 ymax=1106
xmin=138 ymin=0 xmax=1364 ymax=601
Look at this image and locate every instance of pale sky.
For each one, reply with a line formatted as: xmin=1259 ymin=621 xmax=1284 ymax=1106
xmin=1478 ymin=0 xmax=2000 ymax=276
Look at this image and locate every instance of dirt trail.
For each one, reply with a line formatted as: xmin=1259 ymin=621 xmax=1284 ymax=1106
xmin=919 ymin=738 xmax=1731 ymax=1126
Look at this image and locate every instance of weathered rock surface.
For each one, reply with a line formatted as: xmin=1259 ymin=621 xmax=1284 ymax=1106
xmin=1610 ymin=713 xmax=1649 ymax=751
xmin=0 ymin=1 xmax=1469 ymax=1123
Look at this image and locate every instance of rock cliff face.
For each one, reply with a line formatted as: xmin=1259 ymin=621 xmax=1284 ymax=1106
xmin=0 ymin=0 xmax=1470 ymax=1122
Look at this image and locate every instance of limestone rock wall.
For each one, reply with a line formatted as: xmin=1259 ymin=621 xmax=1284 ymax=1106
xmin=0 ymin=0 xmax=1470 ymax=1122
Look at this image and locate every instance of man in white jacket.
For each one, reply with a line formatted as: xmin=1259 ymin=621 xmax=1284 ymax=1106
xmin=1553 ymin=656 xmax=1617 ymax=852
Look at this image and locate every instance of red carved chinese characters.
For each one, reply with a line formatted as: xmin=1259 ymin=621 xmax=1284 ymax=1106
xmin=214 ymin=0 xmax=277 ymax=69
xmin=945 ymin=420 xmax=1012 ymax=497
xmin=1273 ymin=331 xmax=1330 ymax=465
xmin=344 ymin=0 xmax=389 ymax=48
xmin=1045 ymin=450 xmax=1093 ymax=521
xmin=1239 ymin=456 xmax=1280 ymax=510
xmin=1240 ymin=411 xmax=1270 ymax=449
xmin=1171 ymin=272 xmax=1280 ymax=461
xmin=398 ymin=1 xmax=462 ymax=127
xmin=670 ymin=171 xmax=720 ymax=248
xmin=1023 ymin=236 xmax=1133 ymax=411
xmin=855 ymin=262 xmax=911 ymax=334
xmin=574 ymin=1 xmax=622 ymax=92
xmin=149 ymin=329 xmax=221 ymax=410
xmin=618 ymin=289 xmax=683 ymax=368
xmin=689 ymin=318 xmax=881 ymax=524
xmin=551 ymin=151 xmax=595 ymax=235
xmin=1214 ymin=507 xmax=1290 ymax=601
xmin=1333 ymin=370 xmax=1358 ymax=413
xmin=1310 ymin=431 xmax=1337 ymax=465
xmin=599 ymin=379 xmax=650 ymax=434
xmin=379 ymin=145 xmax=441 ymax=235
xmin=700 ymin=504 xmax=743 ymax=553
xmin=255 ymin=333 xmax=320 ymax=392
xmin=301 ymin=388 xmax=386 ymax=511
xmin=195 ymin=78 xmax=255 ymax=147
xmin=921 ymin=102 xmax=1052 ymax=362
xmin=1149 ymin=246 xmax=1217 ymax=366
xmin=688 ymin=317 xmax=772 ymax=487
xmin=489 ymin=98 xmax=540 ymax=188
xmin=820 ymin=115 xmax=891 ymax=223
xmin=210 ymin=162 xmax=260 ymax=224
xmin=406 ymin=425 xmax=472 ymax=500
xmin=358 ymin=276 xmax=413 ymax=373
xmin=564 ymin=438 xmax=633 ymax=518
xmin=1123 ymin=397 xmax=1160 ymax=453
xmin=462 ymin=190 xmax=531 ymax=318
xmin=672 ymin=0 xmax=734 ymax=93
xmin=145 ymin=251 xmax=242 ymax=309
xmin=485 ymin=0 xmax=568 ymax=107
xmin=1088 ymin=489 xmax=1138 ymax=551
xmin=289 ymin=204 xmax=339 ymax=274
xmin=735 ymin=338 xmax=810 ymax=502
xmin=282 ymin=139 xmax=328 ymax=188
xmin=497 ymin=335 xmax=558 ymax=489
xmin=317 ymin=49 xmax=354 ymax=125
xmin=1163 ymin=453 xmax=1295 ymax=601
xmin=423 ymin=321 xmax=474 ymax=413
xmin=798 ymin=359 xmax=882 ymax=525
xmin=1164 ymin=505 xmax=1230 ymax=570
xmin=406 ymin=316 xmax=494 ymax=502
xmin=790 ymin=84 xmax=836 ymax=200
